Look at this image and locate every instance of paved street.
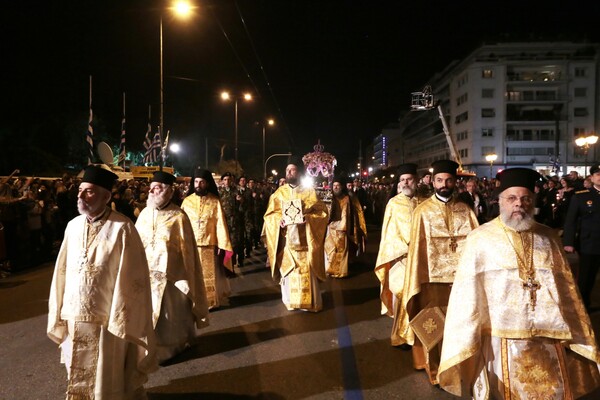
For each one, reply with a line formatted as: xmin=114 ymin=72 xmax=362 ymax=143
xmin=1 ymin=224 xmax=600 ymax=399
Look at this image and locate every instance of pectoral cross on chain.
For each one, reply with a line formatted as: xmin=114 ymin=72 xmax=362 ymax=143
xmin=449 ymin=237 xmax=458 ymax=252
xmin=523 ymin=276 xmax=541 ymax=311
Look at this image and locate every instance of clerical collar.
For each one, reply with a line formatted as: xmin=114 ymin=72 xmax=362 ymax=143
xmin=435 ymin=193 xmax=450 ymax=203
xmin=87 ymin=207 xmax=108 ymax=223
xmin=156 ymin=201 xmax=171 ymax=210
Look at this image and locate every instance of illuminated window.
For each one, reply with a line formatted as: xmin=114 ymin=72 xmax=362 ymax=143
xmin=482 ymin=69 xmax=494 ymax=78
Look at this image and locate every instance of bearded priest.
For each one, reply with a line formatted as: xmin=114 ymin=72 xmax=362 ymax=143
xmin=438 ymin=168 xmax=600 ymax=399
xmin=135 ymin=171 xmax=209 ymax=363
xmin=324 ymin=175 xmax=367 ymax=278
xmin=181 ymin=168 xmax=234 ymax=310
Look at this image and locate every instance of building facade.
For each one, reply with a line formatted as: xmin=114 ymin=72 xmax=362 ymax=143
xmin=394 ymin=42 xmax=600 ymax=178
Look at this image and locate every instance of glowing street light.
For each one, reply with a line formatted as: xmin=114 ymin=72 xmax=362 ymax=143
xmin=485 ymin=153 xmax=498 ymax=178
xmin=159 ymin=0 xmax=195 ymax=168
xmin=575 ymin=133 xmax=599 ymax=176
xmin=221 ymin=91 xmax=253 ymax=168
xmin=170 ymin=142 xmax=181 ymax=153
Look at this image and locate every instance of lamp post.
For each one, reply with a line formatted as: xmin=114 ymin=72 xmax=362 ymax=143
xmin=264 ymin=152 xmax=292 ymax=182
xmin=221 ymin=91 xmax=253 ymax=169
xmin=485 ymin=153 xmax=498 ymax=178
xmin=575 ymin=133 xmax=599 ymax=176
xmin=262 ymin=119 xmax=275 ymax=180
xmin=159 ymin=1 xmax=193 ymax=168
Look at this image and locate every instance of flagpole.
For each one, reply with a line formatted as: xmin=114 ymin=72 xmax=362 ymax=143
xmin=159 ymin=15 xmax=164 ymax=171
xmin=87 ymin=75 xmax=94 ymax=165
xmin=119 ymin=92 xmax=126 ymax=169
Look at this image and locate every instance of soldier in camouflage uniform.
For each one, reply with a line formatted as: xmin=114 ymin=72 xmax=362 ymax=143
xmin=219 ymin=172 xmax=246 ymax=268
xmin=237 ymin=176 xmax=255 ymax=257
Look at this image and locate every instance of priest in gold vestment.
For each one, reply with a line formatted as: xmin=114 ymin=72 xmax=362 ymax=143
xmin=47 ymin=166 xmax=156 ymax=399
xmin=135 ymin=171 xmax=209 ymax=363
xmin=324 ymin=175 xmax=367 ymax=278
xmin=374 ymin=163 xmax=421 ymax=346
xmin=439 ymin=168 xmax=600 ymax=399
xmin=398 ymin=160 xmax=478 ymax=385
xmin=263 ymin=158 xmax=329 ymax=311
xmin=181 ymin=168 xmax=233 ymax=310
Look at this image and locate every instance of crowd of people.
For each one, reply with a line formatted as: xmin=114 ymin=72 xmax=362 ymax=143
xmin=1 ymin=158 xmax=599 ymax=398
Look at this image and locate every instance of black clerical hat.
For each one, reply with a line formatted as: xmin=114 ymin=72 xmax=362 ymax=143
xmin=431 ymin=160 xmax=459 ymax=176
xmin=590 ymin=162 xmax=600 ymax=175
xmin=397 ymin=163 xmax=418 ymax=176
xmin=152 ymin=171 xmax=175 ymax=185
xmin=497 ymin=168 xmax=541 ymax=192
xmin=82 ymin=165 xmax=117 ymax=192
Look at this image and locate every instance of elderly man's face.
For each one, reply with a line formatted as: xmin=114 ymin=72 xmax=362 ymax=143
xmin=148 ymin=182 xmax=173 ymax=208
xmin=499 ymin=186 xmax=535 ymax=231
xmin=77 ymin=182 xmax=110 ymax=217
xmin=398 ymin=174 xmax=416 ymax=197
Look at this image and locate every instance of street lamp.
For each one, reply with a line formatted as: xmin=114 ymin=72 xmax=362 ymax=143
xmin=160 ymin=1 xmax=194 ymax=168
xmin=264 ymin=152 xmax=292 ymax=182
xmin=485 ymin=153 xmax=498 ymax=178
xmin=575 ymin=133 xmax=599 ymax=176
xmin=262 ymin=118 xmax=275 ymax=180
xmin=221 ymin=91 xmax=253 ymax=170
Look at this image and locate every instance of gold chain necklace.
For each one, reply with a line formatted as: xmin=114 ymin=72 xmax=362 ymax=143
xmin=436 ymin=197 xmax=457 ymax=252
xmin=498 ymin=219 xmax=539 ymax=310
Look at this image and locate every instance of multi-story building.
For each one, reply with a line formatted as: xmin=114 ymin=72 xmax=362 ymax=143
xmin=394 ymin=41 xmax=600 ymax=178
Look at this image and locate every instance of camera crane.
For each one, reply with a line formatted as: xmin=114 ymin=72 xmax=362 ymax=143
xmin=411 ymin=85 xmax=473 ymax=176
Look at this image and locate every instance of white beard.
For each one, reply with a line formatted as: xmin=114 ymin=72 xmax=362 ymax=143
xmin=147 ymin=191 xmax=171 ymax=209
xmin=500 ymin=207 xmax=535 ymax=232
xmin=401 ymin=186 xmax=415 ymax=197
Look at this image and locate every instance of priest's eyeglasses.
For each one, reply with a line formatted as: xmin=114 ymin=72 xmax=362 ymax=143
xmin=500 ymin=195 xmax=533 ymax=204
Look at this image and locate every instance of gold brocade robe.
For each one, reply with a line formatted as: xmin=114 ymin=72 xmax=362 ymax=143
xmin=324 ymin=194 xmax=367 ymax=278
xmin=181 ymin=193 xmax=234 ymax=309
xmin=47 ymin=209 xmax=156 ymax=398
xmin=135 ymin=202 xmax=209 ymax=330
xmin=398 ymin=196 xmax=478 ymax=345
xmin=181 ymin=193 xmax=233 ymax=255
xmin=263 ymin=184 xmax=328 ymax=281
xmin=438 ymin=218 xmax=600 ymax=399
xmin=375 ymin=193 xmax=418 ymax=317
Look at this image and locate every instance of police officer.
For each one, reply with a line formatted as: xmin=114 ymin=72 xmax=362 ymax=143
xmin=563 ymin=162 xmax=600 ymax=309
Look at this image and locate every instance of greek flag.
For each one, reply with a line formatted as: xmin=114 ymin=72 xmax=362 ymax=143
xmin=144 ymin=130 xmax=161 ymax=164
xmin=117 ymin=115 xmax=126 ymax=166
xmin=87 ymin=76 xmax=94 ymax=165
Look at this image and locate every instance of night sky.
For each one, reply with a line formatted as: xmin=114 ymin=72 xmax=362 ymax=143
xmin=3 ymin=0 xmax=600 ymax=177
